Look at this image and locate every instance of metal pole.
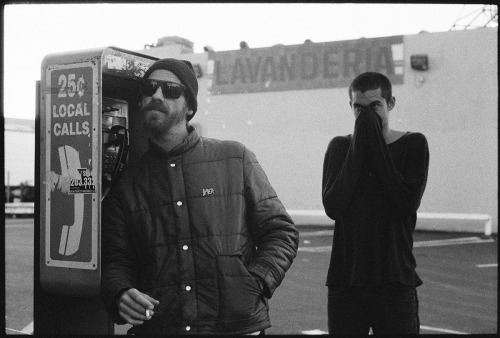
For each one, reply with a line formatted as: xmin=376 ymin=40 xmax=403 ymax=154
xmin=7 ymin=171 xmax=11 ymax=202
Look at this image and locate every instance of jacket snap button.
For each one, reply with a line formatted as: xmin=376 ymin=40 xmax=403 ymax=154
xmin=177 ymin=201 xmax=183 ymax=206
xmin=182 ymin=245 xmax=188 ymax=250
xmin=185 ymin=326 xmax=191 ymax=331
xmin=170 ymin=163 xmax=175 ymax=167
xmin=185 ymin=285 xmax=191 ymax=291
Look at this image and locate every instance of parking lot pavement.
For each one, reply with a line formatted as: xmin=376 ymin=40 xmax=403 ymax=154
xmin=5 ymin=220 xmax=498 ymax=335
xmin=284 ymin=226 xmax=497 ymax=335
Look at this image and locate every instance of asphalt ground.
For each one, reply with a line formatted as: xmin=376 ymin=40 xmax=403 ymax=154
xmin=5 ymin=219 xmax=498 ymax=335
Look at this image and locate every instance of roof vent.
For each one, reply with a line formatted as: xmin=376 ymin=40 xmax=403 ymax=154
xmin=153 ymin=36 xmax=194 ymax=54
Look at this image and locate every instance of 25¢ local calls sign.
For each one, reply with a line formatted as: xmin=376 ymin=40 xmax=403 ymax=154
xmin=44 ymin=61 xmax=98 ymax=270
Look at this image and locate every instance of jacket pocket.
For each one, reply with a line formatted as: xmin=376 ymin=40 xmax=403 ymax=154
xmin=215 ymin=254 xmax=267 ymax=326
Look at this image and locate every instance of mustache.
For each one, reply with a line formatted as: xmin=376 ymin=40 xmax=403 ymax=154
xmin=142 ymin=100 xmax=169 ymax=114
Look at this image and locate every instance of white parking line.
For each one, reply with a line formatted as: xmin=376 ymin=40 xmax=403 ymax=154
xmin=476 ymin=263 xmax=497 ymax=268
xmin=5 ymin=327 xmax=30 ymax=335
xmin=302 ymin=326 xmax=469 ymax=335
xmin=414 ymin=237 xmax=494 ymax=248
xmin=299 ymin=237 xmax=495 ymax=253
xmin=302 ymin=329 xmax=328 ymax=335
xmin=299 ymin=246 xmax=332 ymax=252
xmin=420 ymin=325 xmax=469 ymax=334
xmin=21 ymin=321 xmax=33 ymax=334
xmin=300 ymin=230 xmax=333 ymax=237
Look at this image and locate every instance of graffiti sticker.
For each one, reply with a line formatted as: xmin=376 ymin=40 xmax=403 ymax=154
xmin=70 ymin=168 xmax=96 ymax=194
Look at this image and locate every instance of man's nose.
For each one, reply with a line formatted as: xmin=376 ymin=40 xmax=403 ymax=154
xmin=151 ymin=86 xmax=164 ymax=100
xmin=358 ymin=107 xmax=368 ymax=115
xmin=360 ymin=107 xmax=375 ymax=114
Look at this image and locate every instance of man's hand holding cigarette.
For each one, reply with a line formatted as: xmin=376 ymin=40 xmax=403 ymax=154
xmin=116 ymin=288 xmax=160 ymax=325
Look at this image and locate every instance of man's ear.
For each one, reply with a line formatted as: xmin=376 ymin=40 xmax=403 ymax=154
xmin=388 ymin=96 xmax=396 ymax=111
xmin=349 ymin=101 xmax=353 ymax=109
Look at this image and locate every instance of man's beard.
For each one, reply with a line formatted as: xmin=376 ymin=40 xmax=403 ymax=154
xmin=141 ymin=100 xmax=188 ymax=137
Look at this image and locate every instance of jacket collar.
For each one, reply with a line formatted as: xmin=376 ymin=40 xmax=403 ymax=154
xmin=148 ymin=125 xmax=200 ymax=158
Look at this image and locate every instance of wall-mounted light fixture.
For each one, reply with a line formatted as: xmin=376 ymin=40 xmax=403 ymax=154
xmin=411 ymin=54 xmax=429 ymax=71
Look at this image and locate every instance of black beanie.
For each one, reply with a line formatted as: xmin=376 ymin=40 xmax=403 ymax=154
xmin=143 ymin=58 xmax=198 ymax=120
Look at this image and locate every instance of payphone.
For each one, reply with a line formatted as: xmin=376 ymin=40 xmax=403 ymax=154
xmin=101 ymin=98 xmax=129 ymax=199
xmin=37 ymin=47 xmax=158 ymax=298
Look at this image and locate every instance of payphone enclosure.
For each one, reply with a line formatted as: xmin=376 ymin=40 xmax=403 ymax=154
xmin=38 ymin=47 xmax=158 ymax=297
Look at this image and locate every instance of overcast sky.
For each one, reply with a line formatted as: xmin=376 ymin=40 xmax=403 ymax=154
xmin=3 ymin=3 xmax=496 ymax=120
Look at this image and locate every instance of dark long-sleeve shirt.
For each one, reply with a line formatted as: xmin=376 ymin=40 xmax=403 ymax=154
xmin=322 ymin=109 xmax=429 ymax=287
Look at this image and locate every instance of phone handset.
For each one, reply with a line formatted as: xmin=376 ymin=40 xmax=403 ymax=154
xmin=102 ymin=125 xmax=129 ymax=200
xmin=57 ymin=145 xmax=84 ymax=256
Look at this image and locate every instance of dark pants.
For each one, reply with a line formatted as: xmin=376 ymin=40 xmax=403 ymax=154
xmin=327 ymin=285 xmax=420 ymax=335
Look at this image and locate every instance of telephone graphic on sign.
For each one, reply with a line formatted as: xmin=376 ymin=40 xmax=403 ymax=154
xmin=57 ymin=145 xmax=84 ymax=256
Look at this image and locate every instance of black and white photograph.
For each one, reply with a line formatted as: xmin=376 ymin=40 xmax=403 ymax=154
xmin=3 ymin=2 xmax=497 ymax=335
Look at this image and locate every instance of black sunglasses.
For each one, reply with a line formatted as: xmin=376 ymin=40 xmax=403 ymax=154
xmin=139 ymin=78 xmax=186 ymax=99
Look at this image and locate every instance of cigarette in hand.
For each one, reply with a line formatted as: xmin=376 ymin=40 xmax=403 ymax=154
xmin=146 ymin=310 xmax=150 ymax=318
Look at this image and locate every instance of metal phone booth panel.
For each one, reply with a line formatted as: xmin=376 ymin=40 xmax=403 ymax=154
xmin=39 ymin=47 xmax=157 ymax=297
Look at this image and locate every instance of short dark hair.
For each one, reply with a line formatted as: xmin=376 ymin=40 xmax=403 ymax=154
xmin=348 ymin=72 xmax=392 ymax=104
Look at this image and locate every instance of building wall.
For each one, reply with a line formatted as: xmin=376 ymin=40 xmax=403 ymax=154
xmin=8 ymin=29 xmax=494 ymax=229
xmin=139 ymin=27 xmax=498 ymax=233
xmin=396 ymin=29 xmax=498 ymax=232
xmin=4 ymin=118 xmax=35 ymax=186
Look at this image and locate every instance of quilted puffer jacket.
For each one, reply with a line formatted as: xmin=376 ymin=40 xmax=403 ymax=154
xmin=101 ymin=127 xmax=299 ymax=335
